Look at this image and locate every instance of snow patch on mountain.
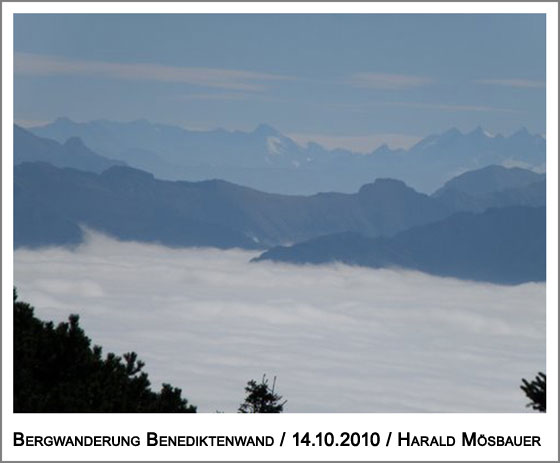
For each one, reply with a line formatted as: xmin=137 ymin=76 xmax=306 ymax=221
xmin=267 ymin=136 xmax=284 ymax=156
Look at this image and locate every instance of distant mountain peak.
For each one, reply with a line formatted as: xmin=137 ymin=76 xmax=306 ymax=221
xmin=54 ymin=116 xmax=75 ymax=125
xmin=373 ymin=177 xmax=409 ymax=188
xmin=433 ymin=164 xmax=545 ymax=199
xmin=469 ymin=126 xmax=484 ymax=136
xmin=441 ymin=127 xmax=462 ymax=138
xmin=306 ymin=141 xmax=325 ymax=150
xmin=266 ymin=136 xmax=285 ymax=156
xmin=253 ymin=123 xmax=280 ymax=137
xmin=358 ymin=177 xmax=411 ymax=196
xmin=372 ymin=143 xmax=391 ymax=154
xmin=511 ymin=127 xmax=531 ymax=138
xmin=63 ymin=136 xmax=87 ymax=149
xmin=129 ymin=118 xmax=152 ymax=128
xmin=14 ymin=125 xmax=123 ymax=173
xmin=467 ymin=126 xmax=498 ymax=139
xmin=101 ymin=165 xmax=155 ymax=182
xmin=29 ymin=117 xmax=546 ymax=195
xmin=409 ymin=134 xmax=438 ymax=151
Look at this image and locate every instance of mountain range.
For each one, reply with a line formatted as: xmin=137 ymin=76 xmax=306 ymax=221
xmin=254 ymin=206 xmax=546 ymax=285
xmin=433 ymin=165 xmax=545 ymax=213
xmin=27 ymin=118 xmax=546 ymax=194
xmin=14 ymin=161 xmax=546 ymax=283
xmin=14 ymin=162 xmax=452 ymax=249
xmin=14 ymin=124 xmax=124 ymax=173
xmin=13 ymin=123 xmax=546 ymax=284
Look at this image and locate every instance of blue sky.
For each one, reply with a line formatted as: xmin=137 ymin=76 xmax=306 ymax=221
xmin=14 ymin=14 xmax=545 ymax=150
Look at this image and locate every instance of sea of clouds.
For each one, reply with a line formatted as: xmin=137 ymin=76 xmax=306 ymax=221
xmin=13 ymin=232 xmax=545 ymax=413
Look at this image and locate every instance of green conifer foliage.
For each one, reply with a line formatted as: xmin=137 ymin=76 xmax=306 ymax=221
xmin=238 ymin=375 xmax=286 ymax=413
xmin=520 ymin=372 xmax=546 ymax=412
xmin=13 ymin=289 xmax=196 ymax=413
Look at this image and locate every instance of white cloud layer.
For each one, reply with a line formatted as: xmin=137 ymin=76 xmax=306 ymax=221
xmin=14 ymin=233 xmax=545 ymax=413
xmin=14 ymin=52 xmax=291 ymax=92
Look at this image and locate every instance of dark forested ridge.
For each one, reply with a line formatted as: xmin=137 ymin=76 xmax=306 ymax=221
xmin=434 ymin=164 xmax=544 ymax=197
xmin=13 ymin=290 xmax=196 ymax=413
xmin=254 ymin=206 xmax=546 ymax=285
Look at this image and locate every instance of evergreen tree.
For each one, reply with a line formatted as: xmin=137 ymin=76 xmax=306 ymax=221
xmin=520 ymin=372 xmax=546 ymax=412
xmin=238 ymin=375 xmax=286 ymax=413
xmin=13 ymin=289 xmax=196 ymax=413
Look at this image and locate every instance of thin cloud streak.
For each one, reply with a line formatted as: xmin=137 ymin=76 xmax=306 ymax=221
xmin=320 ymin=100 xmax=519 ymax=114
xmin=14 ymin=232 xmax=545 ymax=413
xmin=176 ymin=92 xmax=249 ymax=101
xmin=14 ymin=52 xmax=293 ymax=92
xmin=385 ymin=101 xmax=520 ymax=113
xmin=350 ymin=72 xmax=433 ymax=90
xmin=475 ymin=78 xmax=545 ymax=89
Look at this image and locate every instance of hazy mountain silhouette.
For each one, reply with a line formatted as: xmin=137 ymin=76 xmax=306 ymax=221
xmin=14 ymin=182 xmax=84 ymax=249
xmin=14 ymin=162 xmax=451 ymax=249
xmin=14 ymin=163 xmax=259 ymax=250
xmin=15 ymin=161 xmax=547 ymax=284
xmin=14 ymin=124 xmax=124 ymax=173
xmin=433 ymin=165 xmax=544 ymax=197
xmin=29 ymin=118 xmax=545 ymax=194
xmin=254 ymin=206 xmax=546 ymax=285
xmin=432 ymin=165 xmax=546 ymax=212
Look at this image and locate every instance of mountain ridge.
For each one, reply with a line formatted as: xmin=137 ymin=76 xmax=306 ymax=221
xmin=14 ymin=124 xmax=125 ymax=173
xmin=29 ymin=118 xmax=546 ymax=194
xmin=15 ymin=161 xmax=545 ymax=253
xmin=253 ymin=206 xmax=546 ymax=285
xmin=14 ymin=161 xmax=451 ymax=249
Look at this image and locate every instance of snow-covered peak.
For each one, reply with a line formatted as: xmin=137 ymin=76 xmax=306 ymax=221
xmin=510 ymin=127 xmax=530 ymax=138
xmin=467 ymin=126 xmax=496 ymax=139
xmin=267 ymin=136 xmax=284 ymax=156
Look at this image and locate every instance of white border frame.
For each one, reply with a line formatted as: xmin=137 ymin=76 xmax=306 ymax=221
xmin=2 ymin=2 xmax=558 ymax=461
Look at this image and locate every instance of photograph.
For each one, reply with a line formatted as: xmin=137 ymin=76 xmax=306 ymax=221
xmin=11 ymin=11 xmax=546 ymax=416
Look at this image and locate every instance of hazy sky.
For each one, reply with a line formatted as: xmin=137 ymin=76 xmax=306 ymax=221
xmin=14 ymin=232 xmax=545 ymax=413
xmin=14 ymin=14 xmax=545 ymax=149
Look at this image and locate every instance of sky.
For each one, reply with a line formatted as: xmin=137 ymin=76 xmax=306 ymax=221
xmin=13 ymin=14 xmax=546 ymax=151
xmin=14 ymin=232 xmax=545 ymax=413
